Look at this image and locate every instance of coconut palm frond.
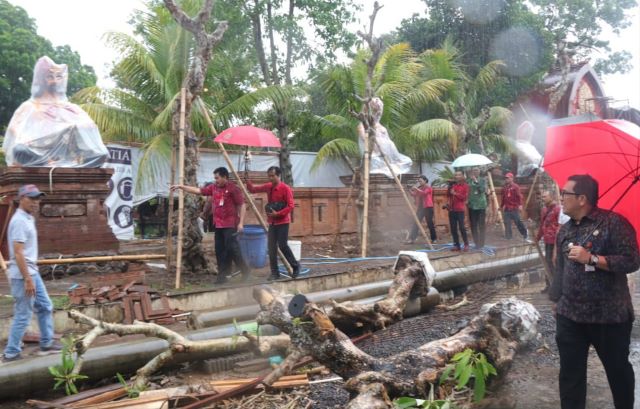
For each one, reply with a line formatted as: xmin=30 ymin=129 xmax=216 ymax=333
xmin=214 ymin=86 xmax=305 ymax=128
xmin=105 ymin=31 xmax=166 ymax=101
xmin=135 ymin=133 xmax=173 ymax=196
xmin=311 ymin=138 xmax=360 ymax=171
xmin=473 ymin=60 xmax=505 ymax=94
xmin=482 ymin=106 xmax=513 ymax=134
xmin=312 ymin=114 xmax=358 ymax=141
xmin=151 ymin=91 xmax=180 ymax=131
xmin=433 ymin=165 xmax=455 ymax=187
xmin=373 ymin=43 xmax=418 ymax=87
xmin=410 ymin=118 xmax=459 ymax=155
xmin=400 ymin=78 xmax=454 ymax=115
xmin=81 ymin=103 xmax=155 ymax=143
xmin=483 ymin=133 xmax=513 ymax=155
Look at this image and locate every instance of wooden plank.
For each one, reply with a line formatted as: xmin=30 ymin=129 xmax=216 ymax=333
xmin=72 ymin=395 xmax=168 ymax=409
xmin=29 ymin=383 xmax=123 ymax=408
xmin=68 ymin=387 xmax=127 ymax=408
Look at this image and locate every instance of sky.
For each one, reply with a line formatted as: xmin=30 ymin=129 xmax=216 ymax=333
xmin=8 ymin=0 xmax=640 ymax=109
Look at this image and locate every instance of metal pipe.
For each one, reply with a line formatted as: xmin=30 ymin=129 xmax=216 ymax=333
xmin=0 ymin=322 xmax=280 ymax=400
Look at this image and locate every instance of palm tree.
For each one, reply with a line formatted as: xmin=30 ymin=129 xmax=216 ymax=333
xmin=418 ymin=39 xmax=513 ymax=158
xmin=72 ymin=1 xmax=232 ymax=274
xmin=309 ymin=43 xmax=455 ymax=170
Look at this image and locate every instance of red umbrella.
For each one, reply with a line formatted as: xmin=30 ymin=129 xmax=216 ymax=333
xmin=544 ymin=119 xmax=640 ymax=243
xmin=214 ymin=125 xmax=281 ymax=148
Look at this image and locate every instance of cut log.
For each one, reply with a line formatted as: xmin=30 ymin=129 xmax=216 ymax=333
xmin=254 ymin=283 xmax=540 ymax=407
xmin=327 ymin=254 xmax=430 ymax=330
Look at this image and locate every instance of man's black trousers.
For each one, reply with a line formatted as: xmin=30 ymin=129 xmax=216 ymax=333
xmin=409 ymin=206 xmax=437 ymax=242
xmin=556 ymin=314 xmax=634 ymax=409
xmin=268 ymin=223 xmax=299 ymax=276
xmin=214 ymin=227 xmax=249 ymax=278
xmin=448 ymin=210 xmax=468 ymax=248
xmin=468 ymin=208 xmax=486 ymax=248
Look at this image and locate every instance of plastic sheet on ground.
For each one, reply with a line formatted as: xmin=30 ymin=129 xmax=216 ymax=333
xmin=393 ymin=251 xmax=436 ymax=287
xmin=480 ymin=297 xmax=541 ymax=344
xmin=2 ymin=56 xmax=108 ymax=168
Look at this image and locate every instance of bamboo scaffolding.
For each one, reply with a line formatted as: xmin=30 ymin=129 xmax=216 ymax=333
xmin=175 ymin=88 xmax=187 ymax=289
xmin=198 ymin=99 xmax=293 ymax=275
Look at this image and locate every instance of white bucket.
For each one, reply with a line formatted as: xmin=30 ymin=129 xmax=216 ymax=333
xmin=288 ymin=240 xmax=301 ymax=261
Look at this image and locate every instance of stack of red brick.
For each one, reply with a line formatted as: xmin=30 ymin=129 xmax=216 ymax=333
xmin=67 ymin=270 xmax=183 ymax=325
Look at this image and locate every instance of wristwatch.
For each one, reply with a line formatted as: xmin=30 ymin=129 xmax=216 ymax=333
xmin=588 ymin=253 xmax=599 ymax=267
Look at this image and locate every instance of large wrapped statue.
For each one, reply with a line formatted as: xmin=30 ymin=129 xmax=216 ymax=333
xmin=2 ymin=56 xmax=108 ymax=167
xmin=357 ymin=97 xmax=412 ymax=178
xmin=514 ymin=120 xmax=542 ymax=177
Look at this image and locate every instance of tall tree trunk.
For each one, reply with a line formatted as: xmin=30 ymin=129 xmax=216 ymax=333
xmin=277 ymin=110 xmax=294 ymax=185
xmin=266 ymin=0 xmax=280 ymax=86
xmin=164 ymin=0 xmax=228 ymax=275
xmin=250 ymin=0 xmax=271 ymax=86
xmin=284 ymin=0 xmax=295 ymax=85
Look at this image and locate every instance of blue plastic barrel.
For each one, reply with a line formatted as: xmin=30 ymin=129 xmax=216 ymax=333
xmin=238 ymin=224 xmax=268 ymax=268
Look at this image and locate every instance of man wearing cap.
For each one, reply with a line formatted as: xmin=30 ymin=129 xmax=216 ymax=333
xmin=500 ymin=172 xmax=529 ymax=241
xmin=3 ymin=185 xmax=62 ymax=362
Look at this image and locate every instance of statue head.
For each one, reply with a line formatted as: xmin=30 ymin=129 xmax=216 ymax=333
xmin=516 ymin=120 xmax=535 ymax=142
xmin=31 ymin=56 xmax=69 ymax=100
xmin=369 ymin=97 xmax=384 ymax=123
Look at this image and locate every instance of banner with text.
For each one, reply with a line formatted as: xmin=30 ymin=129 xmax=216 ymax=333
xmin=104 ymin=145 xmax=134 ymax=240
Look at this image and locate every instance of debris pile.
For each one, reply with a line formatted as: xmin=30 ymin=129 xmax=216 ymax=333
xmin=67 ymin=269 xmax=184 ymax=325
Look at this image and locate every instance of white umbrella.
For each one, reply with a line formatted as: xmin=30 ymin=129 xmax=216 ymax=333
xmin=451 ymin=153 xmax=493 ymax=168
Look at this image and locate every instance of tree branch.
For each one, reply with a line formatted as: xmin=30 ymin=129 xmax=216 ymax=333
xmin=163 ymin=0 xmax=199 ymax=33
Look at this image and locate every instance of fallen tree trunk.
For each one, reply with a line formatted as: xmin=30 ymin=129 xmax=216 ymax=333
xmin=328 ymin=254 xmax=433 ymax=331
xmin=68 ymin=310 xmax=290 ymax=390
xmin=253 ymin=284 xmax=540 ymax=408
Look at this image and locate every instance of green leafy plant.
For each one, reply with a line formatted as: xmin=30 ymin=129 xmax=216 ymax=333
xmin=394 ymin=384 xmax=457 ymax=408
xmin=48 ymin=337 xmax=88 ymax=395
xmin=440 ymin=348 xmax=497 ymax=402
xmin=116 ymin=372 xmax=146 ymax=398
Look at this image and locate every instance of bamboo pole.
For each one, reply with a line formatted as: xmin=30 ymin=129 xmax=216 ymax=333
xmin=165 ymin=132 xmax=177 ymax=271
xmin=331 ymin=170 xmax=358 ymax=250
xmin=361 ymin=135 xmax=371 ymax=258
xmin=372 ymin=140 xmax=433 ymax=250
xmin=198 ymin=100 xmax=293 ymax=275
xmin=37 ymin=254 xmax=166 ymax=265
xmin=175 ymin=88 xmax=187 ymax=289
xmin=524 ymin=168 xmax=542 ymax=210
xmin=486 ymin=172 xmax=503 ymax=224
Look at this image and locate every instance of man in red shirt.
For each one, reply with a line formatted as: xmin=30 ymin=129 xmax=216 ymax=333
xmin=536 ymin=190 xmax=560 ymax=292
xmin=247 ymin=166 xmax=300 ymax=280
xmin=406 ymin=175 xmax=437 ymax=244
xmin=447 ymin=170 xmax=470 ymax=251
xmin=171 ymin=167 xmax=250 ymax=284
xmin=500 ymin=172 xmax=529 ymax=241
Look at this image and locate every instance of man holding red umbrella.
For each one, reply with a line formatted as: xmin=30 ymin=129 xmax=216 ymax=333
xmin=551 ymin=174 xmax=638 ymax=409
xmin=246 ymin=166 xmax=300 ymax=280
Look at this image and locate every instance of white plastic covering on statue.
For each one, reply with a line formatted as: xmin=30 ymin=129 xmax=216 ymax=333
xmin=358 ymin=97 xmax=412 ymax=178
xmin=514 ymin=120 xmax=542 ymax=177
xmin=2 ymin=56 xmax=108 ymax=167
